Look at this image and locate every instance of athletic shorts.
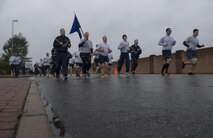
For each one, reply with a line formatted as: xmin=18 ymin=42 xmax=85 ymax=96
xmin=76 ymin=63 xmax=82 ymax=67
xmin=44 ymin=65 xmax=50 ymax=70
xmin=187 ymin=50 xmax=197 ymax=59
xmin=162 ymin=50 xmax=172 ymax=59
xmin=69 ymin=64 xmax=74 ymax=68
xmin=10 ymin=64 xmax=16 ymax=71
xmin=99 ymin=55 xmax=109 ymax=64
xmin=94 ymin=58 xmax=99 ymax=66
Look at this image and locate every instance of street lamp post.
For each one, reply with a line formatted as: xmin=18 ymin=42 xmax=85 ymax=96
xmin=12 ymin=20 xmax=18 ymax=55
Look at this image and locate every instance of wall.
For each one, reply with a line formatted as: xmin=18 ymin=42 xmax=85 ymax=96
xmin=111 ymin=47 xmax=213 ymax=74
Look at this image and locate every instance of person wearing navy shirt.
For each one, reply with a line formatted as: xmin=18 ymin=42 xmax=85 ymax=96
xmin=53 ymin=28 xmax=71 ymax=80
xmin=129 ymin=39 xmax=142 ymax=75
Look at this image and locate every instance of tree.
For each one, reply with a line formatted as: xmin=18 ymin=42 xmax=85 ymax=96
xmin=0 ymin=60 xmax=10 ymax=75
xmin=2 ymin=33 xmax=29 ymax=62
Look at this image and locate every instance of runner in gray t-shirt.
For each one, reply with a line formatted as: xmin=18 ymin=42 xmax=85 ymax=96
xmin=158 ymin=28 xmax=176 ymax=76
xmin=117 ymin=34 xmax=130 ymax=75
xmin=96 ymin=35 xmax=112 ymax=78
xmin=182 ymin=29 xmax=204 ymax=75
xmin=78 ymin=32 xmax=93 ymax=79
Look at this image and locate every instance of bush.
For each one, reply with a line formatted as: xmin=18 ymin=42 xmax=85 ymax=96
xmin=0 ymin=60 xmax=10 ymax=75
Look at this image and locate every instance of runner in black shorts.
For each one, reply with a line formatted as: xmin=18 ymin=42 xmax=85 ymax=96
xmin=182 ymin=29 xmax=204 ymax=75
xmin=158 ymin=28 xmax=176 ymax=76
xmin=96 ymin=35 xmax=112 ymax=78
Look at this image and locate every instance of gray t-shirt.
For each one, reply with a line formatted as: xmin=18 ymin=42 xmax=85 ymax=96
xmin=185 ymin=36 xmax=199 ymax=50
xmin=158 ymin=35 xmax=176 ymax=50
xmin=118 ymin=40 xmax=130 ymax=53
xmin=97 ymin=43 xmax=110 ymax=56
xmin=79 ymin=39 xmax=93 ymax=53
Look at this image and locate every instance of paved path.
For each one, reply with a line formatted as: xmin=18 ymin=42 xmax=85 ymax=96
xmin=0 ymin=78 xmax=31 ymax=138
xmin=37 ymin=75 xmax=213 ymax=138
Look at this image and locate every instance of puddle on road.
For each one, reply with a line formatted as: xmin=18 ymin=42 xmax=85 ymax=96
xmin=45 ymin=103 xmax=67 ymax=137
xmin=191 ymin=84 xmax=200 ymax=87
xmin=190 ymin=82 xmax=200 ymax=87
xmin=36 ymin=82 xmax=72 ymax=138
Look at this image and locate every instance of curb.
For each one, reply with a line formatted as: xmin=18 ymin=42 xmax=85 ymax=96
xmin=16 ymin=81 xmax=52 ymax=138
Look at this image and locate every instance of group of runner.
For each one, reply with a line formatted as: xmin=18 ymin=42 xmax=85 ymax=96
xmin=11 ymin=27 xmax=204 ymax=79
xmin=158 ymin=28 xmax=204 ymax=76
xmin=50 ymin=28 xmax=143 ymax=80
xmin=35 ymin=32 xmax=114 ymax=79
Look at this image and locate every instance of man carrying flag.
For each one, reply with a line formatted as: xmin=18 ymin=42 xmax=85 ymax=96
xmin=78 ymin=32 xmax=93 ymax=79
xmin=70 ymin=14 xmax=93 ymax=79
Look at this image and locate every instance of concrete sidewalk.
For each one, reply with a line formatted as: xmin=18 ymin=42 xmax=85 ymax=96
xmin=0 ymin=78 xmax=52 ymax=138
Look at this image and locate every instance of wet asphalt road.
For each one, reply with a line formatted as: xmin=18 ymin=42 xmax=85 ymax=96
xmin=36 ymin=74 xmax=213 ymax=138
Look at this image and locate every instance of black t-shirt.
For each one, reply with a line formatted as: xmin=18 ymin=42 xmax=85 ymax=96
xmin=53 ymin=35 xmax=71 ymax=53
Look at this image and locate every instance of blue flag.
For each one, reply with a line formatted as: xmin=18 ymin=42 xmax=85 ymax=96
xmin=70 ymin=15 xmax=82 ymax=39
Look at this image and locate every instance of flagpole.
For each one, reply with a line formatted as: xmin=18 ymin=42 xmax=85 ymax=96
xmin=80 ymin=27 xmax=85 ymax=38
xmin=74 ymin=11 xmax=85 ymax=38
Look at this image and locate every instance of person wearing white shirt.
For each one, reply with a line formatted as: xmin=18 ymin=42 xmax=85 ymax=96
xmin=93 ymin=44 xmax=101 ymax=74
xmin=9 ymin=53 xmax=21 ymax=77
xmin=37 ymin=59 xmax=44 ymax=76
xmin=96 ymin=35 xmax=112 ymax=78
xmin=68 ymin=55 xmax=75 ymax=76
xmin=43 ymin=52 xmax=52 ymax=78
xmin=158 ymin=28 xmax=176 ymax=76
xmin=117 ymin=34 xmax=130 ymax=75
xmin=25 ymin=61 xmax=33 ymax=75
xmin=74 ymin=51 xmax=82 ymax=77
xmin=182 ymin=29 xmax=204 ymax=75
xmin=9 ymin=55 xmax=16 ymax=77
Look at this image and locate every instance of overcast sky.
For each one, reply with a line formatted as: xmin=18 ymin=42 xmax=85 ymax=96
xmin=0 ymin=0 xmax=213 ymax=63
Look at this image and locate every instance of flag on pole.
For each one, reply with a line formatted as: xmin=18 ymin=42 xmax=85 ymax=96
xmin=69 ymin=14 xmax=82 ymax=39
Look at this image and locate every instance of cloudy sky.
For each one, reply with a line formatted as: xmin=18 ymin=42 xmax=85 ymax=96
xmin=0 ymin=0 xmax=212 ymax=63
